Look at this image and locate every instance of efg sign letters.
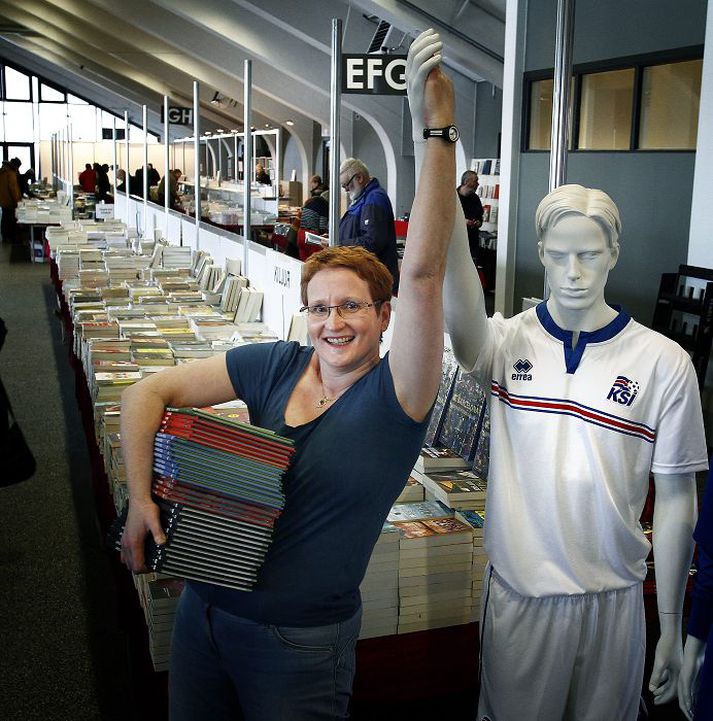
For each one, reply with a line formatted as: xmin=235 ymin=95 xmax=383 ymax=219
xmin=342 ymin=54 xmax=407 ymax=95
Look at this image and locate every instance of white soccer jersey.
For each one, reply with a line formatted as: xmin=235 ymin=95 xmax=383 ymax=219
xmin=475 ymin=303 xmax=708 ymax=597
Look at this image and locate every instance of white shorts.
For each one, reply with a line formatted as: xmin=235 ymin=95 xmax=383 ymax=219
xmin=477 ymin=566 xmax=645 ymax=721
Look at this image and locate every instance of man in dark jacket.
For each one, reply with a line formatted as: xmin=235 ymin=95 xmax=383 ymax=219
xmin=338 ymin=158 xmax=399 ymax=294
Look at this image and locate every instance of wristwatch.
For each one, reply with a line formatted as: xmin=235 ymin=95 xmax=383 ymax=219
xmin=423 ymin=125 xmax=460 ymax=142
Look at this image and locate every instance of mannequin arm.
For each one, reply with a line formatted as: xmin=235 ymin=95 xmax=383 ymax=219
xmin=678 ymin=635 xmax=706 ymax=720
xmin=407 ymin=30 xmax=488 ymax=372
xmin=648 ymin=471 xmax=697 ymax=705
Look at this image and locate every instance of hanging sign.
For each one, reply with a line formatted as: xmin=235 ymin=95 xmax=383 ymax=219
xmin=160 ymin=106 xmax=194 ymax=125
xmin=342 ymin=54 xmax=407 ymax=95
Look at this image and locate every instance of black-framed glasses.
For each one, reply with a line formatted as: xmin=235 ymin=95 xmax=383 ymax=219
xmin=340 ymin=173 xmax=358 ymax=191
xmin=299 ymin=300 xmax=384 ymax=320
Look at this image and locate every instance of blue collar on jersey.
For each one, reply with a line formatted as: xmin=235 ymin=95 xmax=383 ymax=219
xmin=536 ymin=302 xmax=631 ymax=374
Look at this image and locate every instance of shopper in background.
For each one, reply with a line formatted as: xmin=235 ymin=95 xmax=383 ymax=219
xmin=119 ymin=29 xmax=453 ymax=721
xmin=157 ymin=169 xmax=183 ymax=211
xmin=130 ymin=166 xmax=144 ymax=196
xmin=0 ymin=160 xmax=21 ymax=243
xmin=255 ymin=163 xmax=271 ymax=185
xmin=679 ymin=468 xmax=713 ymax=721
xmin=298 ymin=188 xmax=329 ymax=261
xmin=147 ymin=163 xmax=160 ymax=188
xmin=78 ymin=163 xmax=96 ymax=193
xmin=94 ymin=163 xmax=111 ymax=203
xmin=309 ymin=174 xmax=324 ymax=196
xmin=115 ymin=169 xmax=126 ymax=193
xmin=438 ymin=179 xmax=707 ymax=719
xmin=19 ymin=169 xmax=36 ymax=198
xmin=338 ymin=157 xmax=399 ymax=295
xmin=456 ymin=170 xmax=484 ymax=264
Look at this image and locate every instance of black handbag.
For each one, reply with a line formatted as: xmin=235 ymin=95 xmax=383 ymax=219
xmin=0 ymin=377 xmax=36 ymax=487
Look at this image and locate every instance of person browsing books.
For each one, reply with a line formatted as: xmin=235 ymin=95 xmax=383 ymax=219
xmin=119 ymin=29 xmax=455 ymax=721
xmin=679 ymin=462 xmax=713 ymax=721
xmin=431 ymin=176 xmax=707 ymax=719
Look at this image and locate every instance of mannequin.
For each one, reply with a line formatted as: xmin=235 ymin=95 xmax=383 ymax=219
xmin=403 ymin=68 xmax=708 ymax=719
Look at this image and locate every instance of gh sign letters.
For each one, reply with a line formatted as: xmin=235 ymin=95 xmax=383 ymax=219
xmin=342 ymin=54 xmax=407 ymax=95
xmin=160 ymin=106 xmax=193 ymax=126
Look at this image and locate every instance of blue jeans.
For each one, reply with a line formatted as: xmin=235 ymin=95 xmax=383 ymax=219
xmin=169 ymin=584 xmax=362 ymax=721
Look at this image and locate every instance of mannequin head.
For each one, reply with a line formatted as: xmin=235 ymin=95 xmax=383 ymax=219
xmin=536 ymin=184 xmax=621 ymax=329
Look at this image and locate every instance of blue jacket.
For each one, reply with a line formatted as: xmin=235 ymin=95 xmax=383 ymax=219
xmin=338 ymin=178 xmax=399 ymax=294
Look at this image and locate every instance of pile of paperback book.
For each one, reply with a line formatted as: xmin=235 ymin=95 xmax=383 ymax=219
xmin=113 ymin=407 xmax=294 ymax=590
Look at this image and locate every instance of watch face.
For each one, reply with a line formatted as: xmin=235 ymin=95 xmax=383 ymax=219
xmin=448 ymin=126 xmax=459 ymax=142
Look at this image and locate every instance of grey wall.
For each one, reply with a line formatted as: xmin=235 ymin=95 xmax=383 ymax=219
xmin=515 ymin=0 xmax=707 ymax=324
xmin=282 ymin=134 xmax=303 ymax=182
xmin=474 ymin=82 xmax=503 ymax=159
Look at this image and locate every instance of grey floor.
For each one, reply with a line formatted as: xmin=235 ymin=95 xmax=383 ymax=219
xmin=0 ymin=239 xmax=132 ymax=721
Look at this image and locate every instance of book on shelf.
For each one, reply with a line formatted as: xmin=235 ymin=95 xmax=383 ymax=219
xmin=411 ymin=468 xmax=487 ymax=510
xmin=423 ymin=346 xmax=459 ymax=446
xmin=387 ymin=500 xmax=452 ymax=523
xmin=414 ymin=445 xmax=470 ymax=473
xmin=437 ymin=368 xmax=488 ymax=463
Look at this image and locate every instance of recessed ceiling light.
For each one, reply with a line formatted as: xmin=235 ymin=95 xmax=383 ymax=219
xmin=285 ymin=119 xmax=294 ymax=126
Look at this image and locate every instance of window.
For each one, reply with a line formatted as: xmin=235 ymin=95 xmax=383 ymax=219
xmin=528 ymin=78 xmax=574 ymax=150
xmin=525 ymin=51 xmax=702 ymax=152
xmin=4 ymin=66 xmax=31 ymax=100
xmin=578 ymin=69 xmax=635 ymax=150
xmin=639 ymin=59 xmax=702 ymax=150
xmin=41 ymin=83 xmax=65 ymax=102
xmin=67 ymin=93 xmax=88 ymax=105
xmin=68 ymin=104 xmax=97 ymax=141
xmin=38 ymin=103 xmax=69 ymax=141
xmin=3 ymin=102 xmax=34 ymax=141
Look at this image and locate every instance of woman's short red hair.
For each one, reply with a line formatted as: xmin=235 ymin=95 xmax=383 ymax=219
xmin=300 ymin=246 xmax=393 ymax=306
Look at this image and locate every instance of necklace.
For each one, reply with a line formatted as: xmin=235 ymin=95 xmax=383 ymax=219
xmin=316 ymin=382 xmax=334 ymax=408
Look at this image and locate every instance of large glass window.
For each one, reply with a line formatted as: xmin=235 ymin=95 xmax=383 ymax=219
xmin=4 ymin=66 xmax=31 ymax=100
xmin=526 ymin=53 xmax=702 ymax=152
xmin=578 ymin=69 xmax=635 ymax=150
xmin=38 ymin=103 xmax=69 ymax=140
xmin=639 ymin=59 xmax=702 ymax=150
xmin=68 ymin=104 xmax=97 ymax=141
xmin=528 ymin=78 xmax=574 ymax=150
xmin=41 ymin=83 xmax=65 ymax=102
xmin=3 ymin=101 xmax=34 ymax=141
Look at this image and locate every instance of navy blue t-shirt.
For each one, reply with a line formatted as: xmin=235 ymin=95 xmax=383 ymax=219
xmin=190 ymin=341 xmax=429 ymax=626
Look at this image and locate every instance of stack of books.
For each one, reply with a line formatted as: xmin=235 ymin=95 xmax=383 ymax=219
xmin=410 ymin=468 xmax=487 ymax=511
xmin=134 ymin=576 xmax=185 ymax=671
xmin=359 ymin=522 xmax=400 ymax=639
xmin=141 ymin=407 xmax=295 ymax=590
xmin=456 ymin=509 xmax=488 ymax=610
xmin=388 ymin=502 xmax=474 ymax=634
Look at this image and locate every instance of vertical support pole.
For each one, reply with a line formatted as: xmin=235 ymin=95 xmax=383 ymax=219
xmin=234 ymin=134 xmax=239 ymax=182
xmin=124 ymin=111 xmax=130 ymax=230
xmin=193 ymin=80 xmax=201 ymax=250
xmin=164 ymin=95 xmax=170 ymax=238
xmin=275 ymin=128 xmax=281 ymax=200
xmin=68 ymin=122 xmax=74 ymax=210
xmin=142 ymin=104 xmax=148 ymax=235
xmin=112 ymin=117 xmax=118 ymax=201
xmin=549 ymin=0 xmax=575 ymax=192
xmin=328 ymin=18 xmax=342 ymax=246
xmin=243 ymin=60 xmax=252 ymax=277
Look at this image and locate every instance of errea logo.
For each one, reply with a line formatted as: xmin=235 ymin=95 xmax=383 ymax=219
xmin=607 ymin=375 xmax=640 ymax=406
xmin=512 ymin=358 xmax=533 ymax=381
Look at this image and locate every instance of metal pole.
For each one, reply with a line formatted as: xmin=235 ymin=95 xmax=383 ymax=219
xmin=243 ymin=60 xmax=252 ymax=276
xmin=164 ymin=95 xmax=170 ymax=238
xmin=328 ymin=18 xmax=342 ymax=246
xmin=68 ymin=122 xmax=74 ymax=211
xmin=142 ymin=104 xmax=148 ymax=235
xmin=112 ymin=117 xmax=118 ymax=216
xmin=275 ymin=128 xmax=281 ymax=200
xmin=193 ymin=80 xmax=201 ymax=250
xmin=549 ymin=0 xmax=575 ymax=191
xmin=234 ymin=134 xmax=238 ymax=182
xmin=124 ymin=111 xmax=130 ymax=230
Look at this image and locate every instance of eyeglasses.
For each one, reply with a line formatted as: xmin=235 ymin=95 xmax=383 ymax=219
xmin=340 ymin=173 xmax=358 ymax=191
xmin=299 ymin=300 xmax=384 ymax=320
